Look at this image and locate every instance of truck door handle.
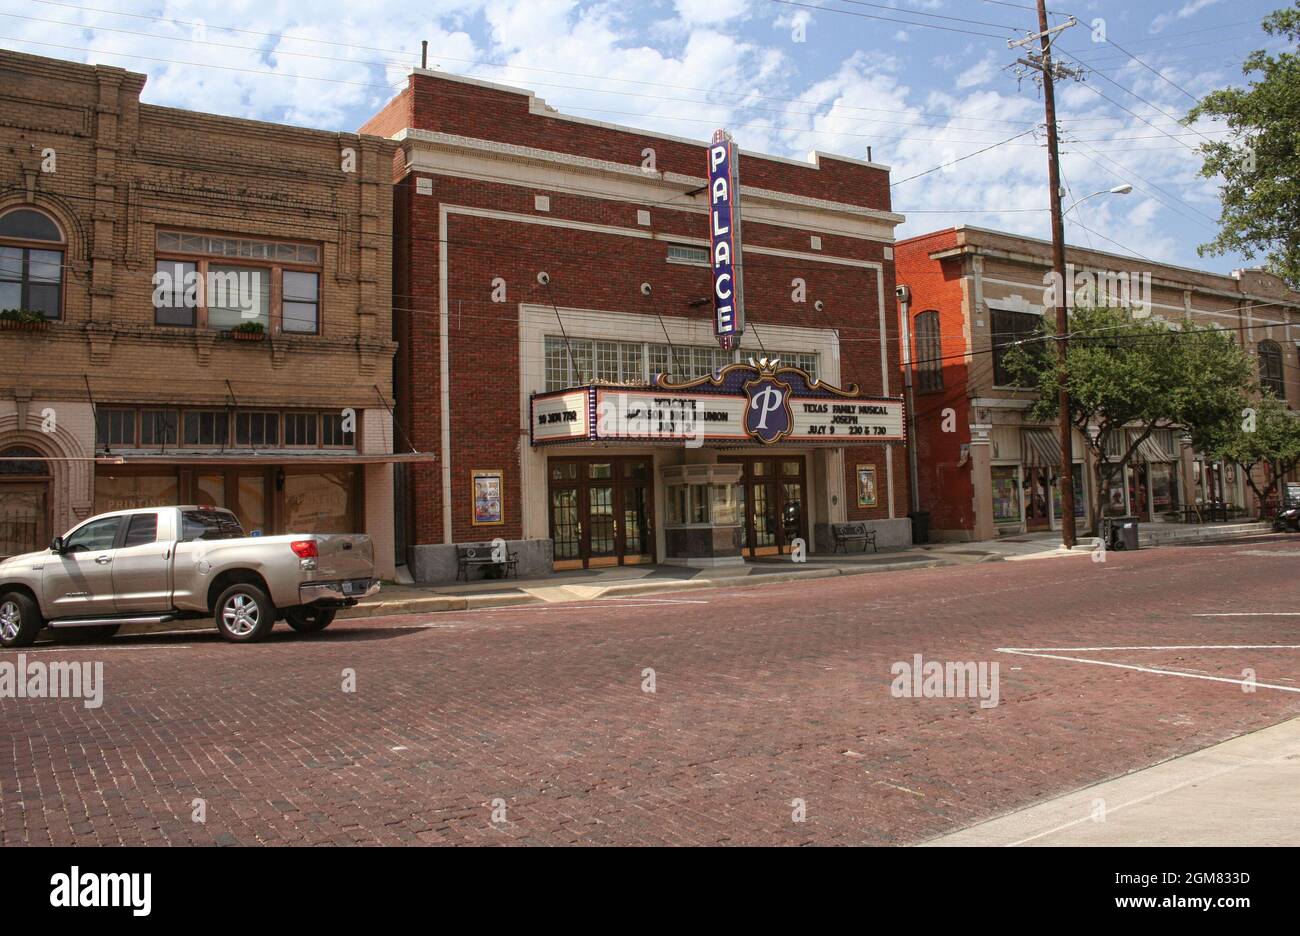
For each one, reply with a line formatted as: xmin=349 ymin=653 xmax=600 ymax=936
xmin=95 ymin=555 xmax=112 ymax=564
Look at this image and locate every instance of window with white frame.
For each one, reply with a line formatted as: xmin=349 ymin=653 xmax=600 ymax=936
xmin=544 ymin=336 xmax=819 ymax=391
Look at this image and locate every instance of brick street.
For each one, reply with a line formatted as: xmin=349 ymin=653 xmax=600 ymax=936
xmin=4 ymin=536 xmax=1300 ymax=846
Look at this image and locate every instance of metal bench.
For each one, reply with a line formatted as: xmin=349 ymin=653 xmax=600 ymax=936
xmin=831 ymin=521 xmax=877 ymax=554
xmin=456 ymin=543 xmax=519 ymax=581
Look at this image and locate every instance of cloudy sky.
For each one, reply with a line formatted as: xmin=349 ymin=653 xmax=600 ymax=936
xmin=1 ymin=0 xmax=1290 ymax=272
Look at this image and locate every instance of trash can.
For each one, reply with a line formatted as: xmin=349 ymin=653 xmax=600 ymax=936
xmin=1103 ymin=515 xmax=1140 ymax=550
xmin=909 ymin=511 xmax=930 ymax=545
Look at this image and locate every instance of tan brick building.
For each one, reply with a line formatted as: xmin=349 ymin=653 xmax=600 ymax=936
xmin=896 ymin=225 xmax=1300 ymax=541
xmin=0 ymin=50 xmax=414 ymax=576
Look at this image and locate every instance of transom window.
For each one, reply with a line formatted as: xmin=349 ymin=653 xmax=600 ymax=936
xmin=0 ymin=208 xmax=65 ymax=320
xmin=544 ymin=336 xmax=819 ymax=391
xmin=154 ymin=230 xmax=321 ymax=334
xmin=95 ymin=408 xmax=355 ymax=450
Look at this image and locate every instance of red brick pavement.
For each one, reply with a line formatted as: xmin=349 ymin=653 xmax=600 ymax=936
xmin=4 ymin=537 xmax=1300 ymax=846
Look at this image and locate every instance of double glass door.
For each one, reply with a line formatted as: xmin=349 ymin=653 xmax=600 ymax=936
xmin=723 ymin=456 xmax=806 ymax=556
xmin=549 ymin=458 xmax=653 ymax=569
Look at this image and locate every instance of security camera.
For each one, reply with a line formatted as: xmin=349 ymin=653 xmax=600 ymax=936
xmin=895 ymin=284 xmax=911 ymax=302
xmin=813 ymin=300 xmax=824 ymax=312
xmin=641 ymin=282 xmax=652 ymax=296
xmin=537 ymin=271 xmax=550 ymax=286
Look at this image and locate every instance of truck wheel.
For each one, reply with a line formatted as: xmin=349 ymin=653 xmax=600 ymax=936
xmin=60 ymin=624 xmax=121 ymax=643
xmin=215 ymin=582 xmax=276 ymax=643
xmin=283 ymin=607 xmax=336 ymax=633
xmin=0 ymin=592 xmax=42 ymax=648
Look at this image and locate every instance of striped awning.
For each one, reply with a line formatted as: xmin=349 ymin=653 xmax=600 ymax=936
xmin=1022 ymin=429 xmax=1062 ymax=467
xmin=1134 ymin=435 xmax=1172 ymax=463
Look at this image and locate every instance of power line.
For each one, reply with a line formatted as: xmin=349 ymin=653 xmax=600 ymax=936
xmin=766 ymin=0 xmax=1018 ymax=39
xmin=24 ymin=0 xmax=1151 ymax=133
xmin=0 ymin=10 xmax=1060 ymax=139
xmin=891 ymin=129 xmax=1040 ymax=186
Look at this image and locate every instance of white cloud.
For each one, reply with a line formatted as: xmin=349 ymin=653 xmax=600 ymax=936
xmin=954 ymin=52 xmax=999 ymax=90
xmin=673 ymin=0 xmax=750 ymax=27
xmin=1151 ymin=0 xmax=1223 ymax=34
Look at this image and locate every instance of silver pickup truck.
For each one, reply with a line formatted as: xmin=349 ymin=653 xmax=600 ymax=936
xmin=0 ymin=506 xmax=379 ymax=647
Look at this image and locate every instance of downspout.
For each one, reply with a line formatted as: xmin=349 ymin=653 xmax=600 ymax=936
xmin=896 ymin=285 xmax=921 ymax=514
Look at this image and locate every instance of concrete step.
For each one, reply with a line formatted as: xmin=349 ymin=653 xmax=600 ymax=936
xmin=1138 ymin=521 xmax=1272 ymax=546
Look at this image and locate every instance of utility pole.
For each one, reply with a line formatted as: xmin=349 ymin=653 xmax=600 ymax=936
xmin=1012 ymin=3 xmax=1082 ymax=549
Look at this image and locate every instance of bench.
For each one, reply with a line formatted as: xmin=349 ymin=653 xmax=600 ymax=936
xmin=456 ymin=542 xmax=519 ymax=581
xmin=831 ymin=521 xmax=877 ymax=554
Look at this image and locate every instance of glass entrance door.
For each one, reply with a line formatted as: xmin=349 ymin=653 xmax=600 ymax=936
xmin=723 ymin=456 xmax=807 ymax=557
xmin=587 ymin=484 xmax=617 ymax=567
xmin=1025 ymin=467 xmax=1051 ymax=531
xmin=547 ymin=457 xmax=654 ymax=569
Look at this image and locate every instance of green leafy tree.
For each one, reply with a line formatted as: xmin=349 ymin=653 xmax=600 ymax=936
xmin=1197 ymin=391 xmax=1300 ymax=516
xmin=1187 ymin=3 xmax=1300 ymax=288
xmin=1003 ymin=305 xmax=1254 ymax=533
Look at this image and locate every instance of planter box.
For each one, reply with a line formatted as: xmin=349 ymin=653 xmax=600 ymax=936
xmin=226 ymin=330 xmax=265 ymax=342
xmin=0 ymin=318 xmax=49 ymax=332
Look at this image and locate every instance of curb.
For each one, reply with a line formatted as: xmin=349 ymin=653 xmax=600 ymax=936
xmin=337 ymin=556 xmax=953 ymax=619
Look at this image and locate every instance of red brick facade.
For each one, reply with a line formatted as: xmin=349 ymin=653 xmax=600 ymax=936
xmin=894 ymin=229 xmax=976 ymax=535
xmin=363 ymin=71 xmax=908 ymax=571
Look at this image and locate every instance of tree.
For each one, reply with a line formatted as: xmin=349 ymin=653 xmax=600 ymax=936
xmin=1198 ymin=391 xmax=1300 ymax=516
xmin=1187 ymin=3 xmax=1300 ymax=289
xmin=1003 ymin=305 xmax=1254 ymax=533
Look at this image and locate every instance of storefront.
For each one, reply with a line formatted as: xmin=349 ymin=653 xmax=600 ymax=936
xmin=989 ymin=426 xmax=1087 ymax=535
xmin=531 ymin=361 xmax=905 ymax=568
xmin=19 ymin=402 xmax=428 ymax=578
xmin=93 ymin=460 xmax=362 ymax=536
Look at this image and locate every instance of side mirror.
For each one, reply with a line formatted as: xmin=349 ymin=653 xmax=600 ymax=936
xmin=49 ymin=536 xmax=64 ymax=554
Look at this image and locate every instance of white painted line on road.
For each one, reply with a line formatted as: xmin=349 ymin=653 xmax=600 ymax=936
xmin=1193 ymin=612 xmax=1300 ymax=617
xmin=997 ymin=647 xmax=1300 ymax=694
xmin=1000 ymin=644 xmax=1300 ymax=651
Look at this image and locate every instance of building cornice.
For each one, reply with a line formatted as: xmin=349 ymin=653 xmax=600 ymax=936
xmin=398 ymin=128 xmax=906 ymax=233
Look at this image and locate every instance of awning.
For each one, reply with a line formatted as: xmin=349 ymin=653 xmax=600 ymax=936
xmin=1134 ymin=435 xmax=1172 ymax=463
xmin=94 ymin=450 xmax=436 ymax=466
xmin=1021 ymin=429 xmax=1062 ymax=467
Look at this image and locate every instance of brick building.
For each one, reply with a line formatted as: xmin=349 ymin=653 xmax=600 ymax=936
xmin=895 ymin=225 xmax=1300 ymax=541
xmin=362 ymin=70 xmax=909 ymax=581
xmin=0 ymin=50 xmax=415 ymax=576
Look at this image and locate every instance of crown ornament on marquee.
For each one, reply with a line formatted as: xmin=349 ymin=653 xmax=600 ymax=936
xmin=747 ymin=356 xmax=782 ymax=375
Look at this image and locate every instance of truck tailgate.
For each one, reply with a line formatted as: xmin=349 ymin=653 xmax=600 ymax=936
xmin=312 ymin=534 xmax=375 ymax=580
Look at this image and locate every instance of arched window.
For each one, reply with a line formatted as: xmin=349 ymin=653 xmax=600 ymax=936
xmin=0 ymin=208 xmax=65 ymax=320
xmin=1258 ymin=340 xmax=1284 ymax=400
xmin=914 ymin=310 xmax=943 ymax=392
xmin=0 ymin=446 xmax=47 ymax=475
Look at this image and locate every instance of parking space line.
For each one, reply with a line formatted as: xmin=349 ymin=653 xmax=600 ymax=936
xmin=997 ymin=646 xmax=1300 ymax=693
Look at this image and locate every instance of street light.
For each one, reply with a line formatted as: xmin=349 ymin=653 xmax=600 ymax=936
xmin=1063 ymin=183 xmax=1133 ymax=216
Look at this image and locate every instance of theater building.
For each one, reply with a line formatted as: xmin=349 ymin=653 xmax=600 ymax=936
xmin=0 ymin=50 xmax=416 ymax=576
xmin=896 ymin=225 xmax=1300 ymax=541
xmin=362 ymin=69 xmax=910 ymax=581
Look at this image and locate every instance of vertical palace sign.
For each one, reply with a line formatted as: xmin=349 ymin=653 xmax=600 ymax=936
xmin=708 ymin=129 xmax=744 ymax=351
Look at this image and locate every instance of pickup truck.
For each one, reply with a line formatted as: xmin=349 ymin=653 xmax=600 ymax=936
xmin=0 ymin=505 xmax=379 ymax=647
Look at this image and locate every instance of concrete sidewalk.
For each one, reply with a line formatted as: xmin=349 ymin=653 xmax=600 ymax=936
xmin=341 ymin=521 xmax=1280 ymax=620
xmin=923 ymin=713 xmax=1300 ymax=846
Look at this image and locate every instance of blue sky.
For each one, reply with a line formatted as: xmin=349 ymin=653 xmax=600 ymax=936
xmin=1 ymin=0 xmax=1291 ymax=272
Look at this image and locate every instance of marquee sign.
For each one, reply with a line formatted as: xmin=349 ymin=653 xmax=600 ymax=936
xmin=708 ymin=129 xmax=745 ymax=352
xmin=530 ymin=360 xmax=904 ymax=447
